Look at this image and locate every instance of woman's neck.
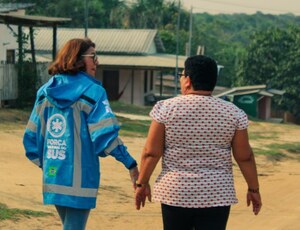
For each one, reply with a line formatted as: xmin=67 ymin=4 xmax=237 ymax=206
xmin=185 ymin=89 xmax=212 ymax=96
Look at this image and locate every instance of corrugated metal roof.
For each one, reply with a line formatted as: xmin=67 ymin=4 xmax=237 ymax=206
xmin=267 ymin=88 xmax=285 ymax=95
xmin=99 ymin=54 xmax=185 ymax=69
xmin=227 ymin=89 xmax=261 ymax=96
xmin=258 ymin=90 xmax=274 ymax=97
xmin=35 ymin=53 xmax=186 ymax=69
xmin=215 ymin=85 xmax=284 ymax=98
xmin=0 ymin=3 xmax=35 ymax=13
xmin=26 ymin=28 xmax=165 ymax=55
xmin=0 ymin=14 xmax=71 ymax=26
xmin=212 ymin=86 xmax=230 ymax=96
xmin=215 ymin=85 xmax=266 ymax=97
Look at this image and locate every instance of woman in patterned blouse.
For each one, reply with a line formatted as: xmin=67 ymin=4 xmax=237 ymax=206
xmin=135 ymin=55 xmax=262 ymax=230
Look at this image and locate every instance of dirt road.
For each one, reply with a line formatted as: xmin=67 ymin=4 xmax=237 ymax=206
xmin=0 ymin=122 xmax=300 ymax=230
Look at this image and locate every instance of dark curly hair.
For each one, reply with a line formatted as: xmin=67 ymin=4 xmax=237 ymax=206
xmin=184 ymin=55 xmax=218 ymax=91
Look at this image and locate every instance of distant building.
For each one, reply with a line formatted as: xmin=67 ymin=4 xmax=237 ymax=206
xmin=22 ymin=27 xmax=187 ymax=106
xmin=0 ymin=3 xmax=35 ymax=64
xmin=215 ymin=85 xmax=285 ymax=120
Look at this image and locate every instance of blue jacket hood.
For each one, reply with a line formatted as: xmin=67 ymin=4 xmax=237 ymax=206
xmin=42 ymin=72 xmax=101 ymax=109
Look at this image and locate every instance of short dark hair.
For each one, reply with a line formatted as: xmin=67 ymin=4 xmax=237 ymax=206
xmin=184 ymin=55 xmax=218 ymax=91
xmin=48 ymin=38 xmax=95 ymax=75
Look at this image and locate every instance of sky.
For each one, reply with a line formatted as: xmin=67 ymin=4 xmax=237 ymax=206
xmin=176 ymin=0 xmax=300 ymax=15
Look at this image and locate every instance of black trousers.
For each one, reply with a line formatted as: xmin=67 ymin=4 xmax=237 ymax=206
xmin=161 ymin=204 xmax=231 ymax=230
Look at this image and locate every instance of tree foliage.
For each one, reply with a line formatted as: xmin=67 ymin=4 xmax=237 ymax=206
xmin=190 ymin=12 xmax=300 ymax=87
xmin=237 ymin=26 xmax=300 ymax=120
xmin=1 ymin=0 xmax=300 ymax=115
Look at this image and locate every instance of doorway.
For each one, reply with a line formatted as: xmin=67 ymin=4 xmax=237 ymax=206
xmin=103 ymin=70 xmax=119 ymax=101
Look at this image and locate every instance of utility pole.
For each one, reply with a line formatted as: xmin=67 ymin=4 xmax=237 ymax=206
xmin=188 ymin=6 xmax=193 ymax=57
xmin=84 ymin=0 xmax=88 ymax=37
xmin=175 ymin=0 xmax=181 ymax=96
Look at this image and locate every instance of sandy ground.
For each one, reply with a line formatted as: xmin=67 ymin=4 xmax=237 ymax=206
xmin=0 ymin=120 xmax=300 ymax=230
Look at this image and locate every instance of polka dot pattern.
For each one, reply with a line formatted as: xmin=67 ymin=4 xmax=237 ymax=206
xmin=150 ymin=95 xmax=248 ymax=208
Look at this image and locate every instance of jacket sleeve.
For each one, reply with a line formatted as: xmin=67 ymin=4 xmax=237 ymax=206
xmin=23 ymin=100 xmax=43 ymax=168
xmin=87 ymin=92 xmax=137 ymax=169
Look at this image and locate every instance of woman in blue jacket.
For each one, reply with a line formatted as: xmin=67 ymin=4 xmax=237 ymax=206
xmin=23 ymin=38 xmax=139 ymax=230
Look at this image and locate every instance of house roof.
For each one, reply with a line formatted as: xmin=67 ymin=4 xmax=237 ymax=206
xmin=212 ymin=86 xmax=230 ymax=96
xmin=215 ymin=85 xmax=285 ymax=98
xmin=98 ymin=54 xmax=185 ymax=69
xmin=26 ymin=27 xmax=179 ymax=69
xmin=26 ymin=27 xmax=165 ymax=54
xmin=0 ymin=3 xmax=35 ymax=13
xmin=267 ymin=88 xmax=285 ymax=96
xmin=35 ymin=53 xmax=186 ymax=69
xmin=22 ymin=27 xmax=183 ymax=69
xmin=154 ymin=76 xmax=230 ymax=94
xmin=0 ymin=14 xmax=71 ymax=27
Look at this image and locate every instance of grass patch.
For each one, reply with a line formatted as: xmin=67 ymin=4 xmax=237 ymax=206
xmin=0 ymin=123 xmax=26 ymax=131
xmin=249 ymin=131 xmax=278 ymax=140
xmin=254 ymin=142 xmax=300 ymax=161
xmin=117 ymin=116 xmax=151 ymax=137
xmin=0 ymin=203 xmax=53 ymax=221
xmin=0 ymin=108 xmax=30 ymax=131
xmin=253 ymin=148 xmax=285 ymax=161
xmin=110 ymin=101 xmax=152 ymax=116
xmin=254 ymin=148 xmax=285 ymax=156
xmin=0 ymin=109 xmax=30 ymax=123
xmin=107 ymin=101 xmax=152 ymax=137
xmin=0 ymin=104 xmax=152 ymax=136
xmin=269 ymin=143 xmax=300 ymax=154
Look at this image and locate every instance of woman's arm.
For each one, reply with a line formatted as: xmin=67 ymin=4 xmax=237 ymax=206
xmin=135 ymin=120 xmax=165 ymax=210
xmin=232 ymin=129 xmax=262 ymax=215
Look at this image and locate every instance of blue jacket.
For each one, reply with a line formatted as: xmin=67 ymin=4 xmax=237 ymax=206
xmin=23 ymin=72 xmax=137 ymax=209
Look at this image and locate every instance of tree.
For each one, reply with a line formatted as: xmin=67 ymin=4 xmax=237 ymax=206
xmin=237 ymin=26 xmax=300 ymax=120
xmin=0 ymin=0 xmax=127 ymax=28
xmin=128 ymin=0 xmax=164 ymax=28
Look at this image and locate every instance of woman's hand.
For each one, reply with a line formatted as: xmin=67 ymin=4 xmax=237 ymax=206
xmin=135 ymin=184 xmax=152 ymax=210
xmin=247 ymin=190 xmax=262 ymax=215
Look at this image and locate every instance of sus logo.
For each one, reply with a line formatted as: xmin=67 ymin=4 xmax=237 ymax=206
xmin=47 ymin=114 xmax=66 ymax=138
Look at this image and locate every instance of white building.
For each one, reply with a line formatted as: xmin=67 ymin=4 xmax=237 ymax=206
xmin=0 ymin=3 xmax=35 ymax=63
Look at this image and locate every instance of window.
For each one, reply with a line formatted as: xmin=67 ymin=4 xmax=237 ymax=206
xmin=6 ymin=50 xmax=15 ymax=64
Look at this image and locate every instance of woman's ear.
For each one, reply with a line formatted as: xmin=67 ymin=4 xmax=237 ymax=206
xmin=184 ymin=76 xmax=192 ymax=89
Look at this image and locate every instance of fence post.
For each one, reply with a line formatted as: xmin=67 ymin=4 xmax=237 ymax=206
xmin=0 ymin=89 xmax=2 ymax=108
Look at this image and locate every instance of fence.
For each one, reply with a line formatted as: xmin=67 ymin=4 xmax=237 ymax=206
xmin=0 ymin=64 xmax=18 ymax=102
xmin=0 ymin=63 xmax=50 ymax=107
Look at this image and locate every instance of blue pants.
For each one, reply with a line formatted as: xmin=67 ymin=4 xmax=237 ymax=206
xmin=55 ymin=205 xmax=90 ymax=230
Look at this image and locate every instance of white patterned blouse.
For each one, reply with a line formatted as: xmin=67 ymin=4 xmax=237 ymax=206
xmin=150 ymin=94 xmax=248 ymax=208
